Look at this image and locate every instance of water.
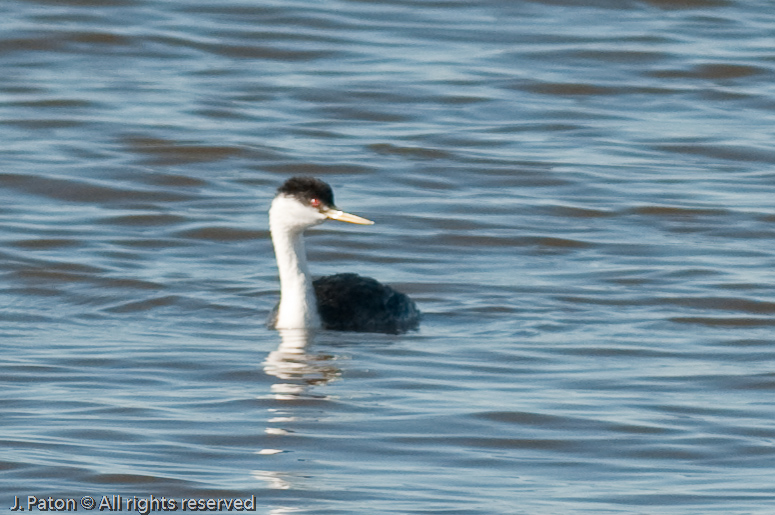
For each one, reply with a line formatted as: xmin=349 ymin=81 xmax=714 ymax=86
xmin=2 ymin=0 xmax=775 ymax=513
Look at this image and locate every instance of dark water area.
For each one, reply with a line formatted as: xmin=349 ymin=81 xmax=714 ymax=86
xmin=2 ymin=0 xmax=775 ymax=513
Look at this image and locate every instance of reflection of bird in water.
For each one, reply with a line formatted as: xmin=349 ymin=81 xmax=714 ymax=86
xmin=263 ymin=329 xmax=340 ymax=387
xmin=268 ymin=177 xmax=420 ymax=334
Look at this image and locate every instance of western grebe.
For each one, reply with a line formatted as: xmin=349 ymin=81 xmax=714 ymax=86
xmin=268 ymin=176 xmax=420 ymax=334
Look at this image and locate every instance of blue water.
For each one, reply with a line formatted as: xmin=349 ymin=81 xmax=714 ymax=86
xmin=2 ymin=0 xmax=775 ymax=513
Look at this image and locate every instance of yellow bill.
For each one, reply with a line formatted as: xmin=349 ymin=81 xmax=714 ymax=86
xmin=325 ymin=209 xmax=374 ymax=225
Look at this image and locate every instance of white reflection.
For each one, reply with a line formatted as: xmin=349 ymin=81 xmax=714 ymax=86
xmin=256 ymin=448 xmax=283 ymax=455
xmin=263 ymin=329 xmax=340 ymax=388
xmin=264 ymin=427 xmax=288 ymax=435
xmin=254 ymin=329 xmax=343 ymax=492
xmin=251 ymin=469 xmax=293 ymax=490
xmin=267 ymin=508 xmax=302 ymax=515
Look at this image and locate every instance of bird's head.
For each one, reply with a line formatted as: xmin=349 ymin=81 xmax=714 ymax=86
xmin=269 ymin=176 xmax=374 ymax=235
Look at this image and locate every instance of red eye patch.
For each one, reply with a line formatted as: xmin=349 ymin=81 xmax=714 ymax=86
xmin=310 ymin=198 xmax=321 ymax=208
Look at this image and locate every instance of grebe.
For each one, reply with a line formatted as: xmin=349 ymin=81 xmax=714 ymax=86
xmin=268 ymin=176 xmax=420 ymax=334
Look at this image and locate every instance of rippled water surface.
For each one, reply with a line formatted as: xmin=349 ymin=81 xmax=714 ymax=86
xmin=2 ymin=0 xmax=775 ymax=513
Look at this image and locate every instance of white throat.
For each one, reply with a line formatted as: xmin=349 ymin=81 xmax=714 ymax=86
xmin=269 ymin=195 xmax=324 ymax=329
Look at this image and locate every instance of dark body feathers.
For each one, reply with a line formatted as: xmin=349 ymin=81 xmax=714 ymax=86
xmin=313 ymin=273 xmax=420 ymax=334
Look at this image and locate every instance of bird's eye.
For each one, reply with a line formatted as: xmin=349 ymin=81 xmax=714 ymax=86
xmin=310 ymin=198 xmax=321 ymax=208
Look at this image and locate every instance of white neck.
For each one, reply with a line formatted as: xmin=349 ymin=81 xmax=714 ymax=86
xmin=270 ymin=196 xmax=323 ymax=329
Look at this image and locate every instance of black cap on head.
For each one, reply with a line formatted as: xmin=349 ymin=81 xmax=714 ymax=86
xmin=277 ymin=176 xmax=335 ymax=207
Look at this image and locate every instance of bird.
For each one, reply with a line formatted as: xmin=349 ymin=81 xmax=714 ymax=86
xmin=268 ymin=176 xmax=420 ymax=334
